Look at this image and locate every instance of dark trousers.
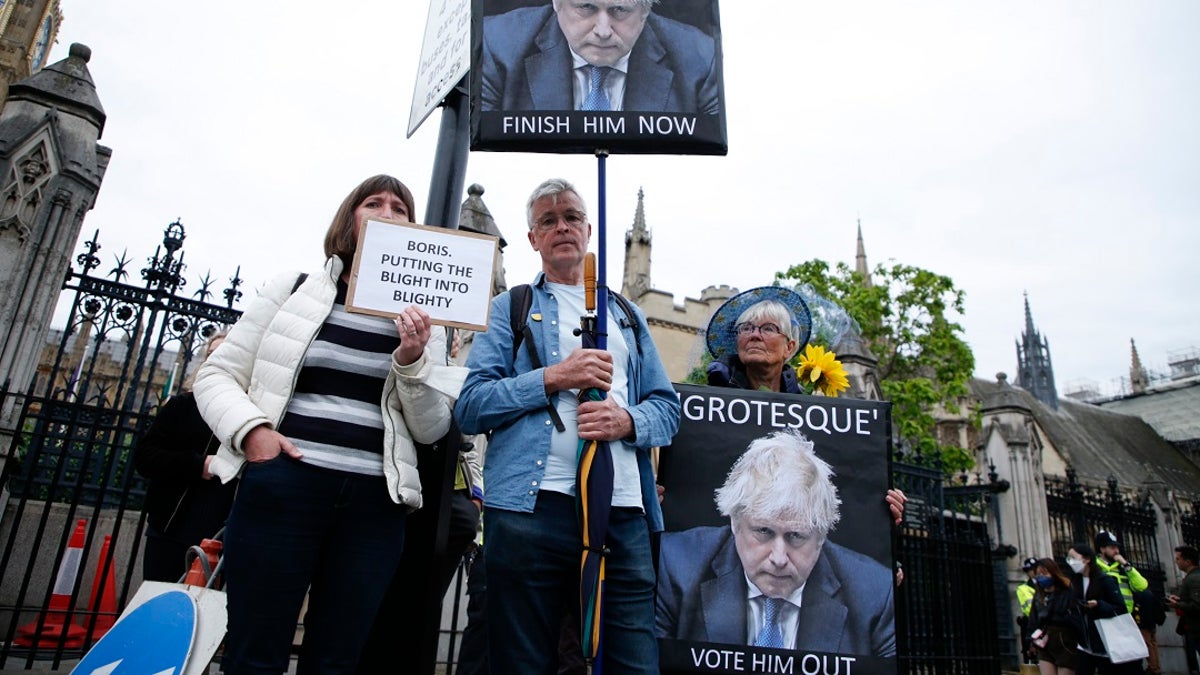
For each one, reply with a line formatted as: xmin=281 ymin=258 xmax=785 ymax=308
xmin=357 ymin=490 xmax=480 ymax=673
xmin=220 ymin=457 xmax=408 ymax=675
xmin=454 ymin=545 xmax=589 ymax=675
xmin=484 ymin=492 xmax=657 ymax=675
xmin=455 ymin=547 xmax=489 ymax=675
xmin=1184 ymin=634 xmax=1200 ymax=673
xmin=142 ymin=534 xmax=191 ymax=583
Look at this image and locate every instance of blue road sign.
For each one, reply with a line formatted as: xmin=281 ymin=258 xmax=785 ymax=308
xmin=73 ymin=589 xmax=197 ymax=675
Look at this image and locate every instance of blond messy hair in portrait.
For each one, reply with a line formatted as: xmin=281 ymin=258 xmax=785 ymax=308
xmin=714 ymin=429 xmax=842 ymax=535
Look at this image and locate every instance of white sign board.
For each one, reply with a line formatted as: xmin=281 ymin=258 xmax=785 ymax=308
xmin=407 ymin=0 xmax=471 ymax=138
xmin=347 ymin=218 xmax=498 ymax=331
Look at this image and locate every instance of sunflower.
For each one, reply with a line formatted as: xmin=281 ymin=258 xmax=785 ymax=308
xmin=796 ymin=344 xmax=850 ymax=397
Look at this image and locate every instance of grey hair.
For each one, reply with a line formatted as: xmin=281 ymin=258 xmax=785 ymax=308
xmin=715 ymin=430 xmax=841 ymax=535
xmin=736 ymin=300 xmax=801 ymax=345
xmin=183 ymin=330 xmax=230 ymax=392
xmin=553 ymin=0 xmax=658 ymax=11
xmin=526 ymin=178 xmax=586 ymax=229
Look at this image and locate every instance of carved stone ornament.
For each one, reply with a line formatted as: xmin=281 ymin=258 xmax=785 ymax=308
xmin=20 ymin=146 xmax=49 ymax=185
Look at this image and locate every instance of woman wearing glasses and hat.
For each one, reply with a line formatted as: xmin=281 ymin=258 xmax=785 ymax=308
xmin=702 ymin=286 xmax=906 ymax=525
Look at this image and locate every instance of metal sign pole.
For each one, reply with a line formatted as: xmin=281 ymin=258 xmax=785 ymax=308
xmin=414 ymin=77 xmax=471 ymax=675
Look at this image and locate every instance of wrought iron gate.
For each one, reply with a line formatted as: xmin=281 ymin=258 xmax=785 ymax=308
xmin=1045 ymin=468 xmax=1165 ymax=592
xmin=0 ymin=223 xmax=242 ymax=668
xmin=892 ymin=454 xmax=1008 ymax=675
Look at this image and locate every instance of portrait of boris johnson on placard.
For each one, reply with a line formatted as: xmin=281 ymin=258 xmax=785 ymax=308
xmin=656 ymin=385 xmax=898 ymax=675
xmin=470 ymin=0 xmax=728 ymax=155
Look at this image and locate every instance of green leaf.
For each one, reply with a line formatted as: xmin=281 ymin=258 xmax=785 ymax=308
xmin=778 ymin=258 xmax=977 ymax=477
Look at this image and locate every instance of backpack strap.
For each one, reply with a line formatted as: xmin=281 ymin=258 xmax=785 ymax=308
xmin=608 ymin=291 xmax=642 ymax=358
xmin=508 ymin=285 xmax=565 ymax=432
xmin=509 ymin=284 xmax=533 ymax=362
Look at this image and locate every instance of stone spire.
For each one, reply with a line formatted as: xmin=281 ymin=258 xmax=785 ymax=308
xmin=621 ymin=187 xmax=651 ymax=301
xmin=457 ymin=183 xmax=508 ymax=295
xmin=7 ymin=43 xmax=105 ymax=135
xmin=1015 ymin=293 xmax=1059 ymax=409
xmin=1129 ymin=338 xmax=1148 ymax=394
xmin=855 ymin=219 xmax=872 ymax=288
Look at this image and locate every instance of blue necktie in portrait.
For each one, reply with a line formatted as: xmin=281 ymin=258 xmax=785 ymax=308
xmin=755 ymin=597 xmax=785 ymax=649
xmin=582 ymin=65 xmax=611 ymax=111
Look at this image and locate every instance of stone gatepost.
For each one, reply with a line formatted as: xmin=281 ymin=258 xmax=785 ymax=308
xmin=0 ymin=43 xmax=109 ymax=515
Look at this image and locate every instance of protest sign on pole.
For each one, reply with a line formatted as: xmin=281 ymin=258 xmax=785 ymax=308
xmin=469 ymin=0 xmax=728 ymax=155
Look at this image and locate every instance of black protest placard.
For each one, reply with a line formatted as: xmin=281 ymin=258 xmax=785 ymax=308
xmin=657 ymin=384 xmax=898 ymax=675
xmin=470 ymin=0 xmax=728 ymax=155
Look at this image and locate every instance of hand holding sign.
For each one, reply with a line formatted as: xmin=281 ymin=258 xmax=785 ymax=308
xmin=346 ymin=217 xmax=500 ymax=330
xmin=392 ymin=306 xmax=433 ymax=366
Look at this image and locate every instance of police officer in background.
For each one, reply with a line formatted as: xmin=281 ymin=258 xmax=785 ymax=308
xmin=1094 ymin=531 xmax=1149 ymax=613
xmin=1017 ymin=556 xmax=1040 ymax=663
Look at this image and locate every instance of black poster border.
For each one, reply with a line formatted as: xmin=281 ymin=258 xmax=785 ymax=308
xmin=656 ymin=384 xmax=898 ymax=675
xmin=470 ymin=0 xmax=728 ymax=155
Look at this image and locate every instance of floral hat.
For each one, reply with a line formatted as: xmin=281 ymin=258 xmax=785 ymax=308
xmin=705 ymin=286 xmax=812 ymax=360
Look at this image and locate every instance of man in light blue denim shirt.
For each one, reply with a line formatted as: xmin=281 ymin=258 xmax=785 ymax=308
xmin=455 ymin=177 xmax=680 ymax=674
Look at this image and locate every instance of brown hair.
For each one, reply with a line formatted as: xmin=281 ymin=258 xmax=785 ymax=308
xmin=1035 ymin=557 xmax=1071 ymax=592
xmin=323 ymin=175 xmax=417 ymax=264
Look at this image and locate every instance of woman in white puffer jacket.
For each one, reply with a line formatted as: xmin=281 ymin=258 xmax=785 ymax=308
xmin=194 ymin=175 xmax=466 ymax=674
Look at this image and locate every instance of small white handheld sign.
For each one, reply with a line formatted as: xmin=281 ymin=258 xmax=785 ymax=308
xmin=346 ymin=218 xmax=499 ymax=331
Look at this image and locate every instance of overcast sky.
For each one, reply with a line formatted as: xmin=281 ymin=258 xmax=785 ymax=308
xmin=51 ymin=1 xmax=1199 ymax=396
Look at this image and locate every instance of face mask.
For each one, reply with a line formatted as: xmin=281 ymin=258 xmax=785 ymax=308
xmin=1067 ymin=558 xmax=1086 ymax=574
xmin=1036 ymin=575 xmax=1054 ymax=589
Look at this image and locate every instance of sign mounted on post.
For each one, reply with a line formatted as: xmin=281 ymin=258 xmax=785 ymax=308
xmin=470 ymin=0 xmax=728 ymax=155
xmin=408 ymin=0 xmax=472 ymax=137
xmin=346 ymin=218 xmax=499 ymax=331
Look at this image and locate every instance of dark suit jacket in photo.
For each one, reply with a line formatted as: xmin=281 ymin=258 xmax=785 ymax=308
xmin=481 ymin=4 xmax=720 ymax=114
xmin=656 ymin=525 xmax=896 ymax=657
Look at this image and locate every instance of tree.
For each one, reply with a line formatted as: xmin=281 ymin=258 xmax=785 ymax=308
xmin=684 ymin=350 xmax=712 ymax=385
xmin=776 ymin=259 xmax=976 ymax=473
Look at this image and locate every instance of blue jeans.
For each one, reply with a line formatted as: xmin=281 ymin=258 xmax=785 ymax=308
xmin=484 ymin=491 xmax=658 ymax=674
xmin=221 ymin=457 xmax=407 ymax=675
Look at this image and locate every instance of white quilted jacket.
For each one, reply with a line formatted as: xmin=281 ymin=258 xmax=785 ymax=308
xmin=193 ymin=256 xmax=468 ymax=509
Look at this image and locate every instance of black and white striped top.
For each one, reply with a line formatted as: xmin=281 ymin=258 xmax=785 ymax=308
xmin=276 ymin=279 xmax=400 ymax=476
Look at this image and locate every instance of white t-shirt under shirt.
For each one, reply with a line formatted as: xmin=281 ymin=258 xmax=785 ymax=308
xmin=541 ymin=283 xmax=643 ymax=509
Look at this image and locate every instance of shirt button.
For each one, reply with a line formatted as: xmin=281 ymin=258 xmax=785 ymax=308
xmin=552 ymin=351 xmax=558 ymax=356
xmin=528 ymin=490 xmax=535 ymax=495
xmin=545 ymin=420 xmax=552 ymax=426
xmin=551 ymin=320 xmax=557 ymax=325
xmin=536 ymin=460 xmax=544 ymax=466
xmin=532 ymin=480 xmax=538 ymax=486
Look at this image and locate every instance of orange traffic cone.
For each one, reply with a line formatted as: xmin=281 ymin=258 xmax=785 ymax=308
xmin=14 ymin=519 xmax=88 ymax=649
xmin=83 ymin=534 xmax=118 ymax=637
xmin=182 ymin=538 xmax=223 ymax=588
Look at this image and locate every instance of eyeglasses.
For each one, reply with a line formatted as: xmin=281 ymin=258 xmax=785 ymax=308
xmin=736 ymin=322 xmax=784 ymax=337
xmin=533 ymin=211 xmax=587 ymax=231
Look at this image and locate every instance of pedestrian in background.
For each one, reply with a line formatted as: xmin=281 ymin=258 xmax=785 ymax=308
xmin=1093 ymin=531 xmax=1149 ymax=615
xmin=134 ymin=330 xmax=235 ymax=583
xmin=1168 ymin=545 xmax=1200 ymax=675
xmin=1067 ymin=544 xmax=1137 ymax=675
xmin=1017 ymin=555 xmax=1040 ymax=663
xmin=1131 ymin=588 xmax=1165 ymax=675
xmin=1027 ymin=557 xmax=1079 ymax=675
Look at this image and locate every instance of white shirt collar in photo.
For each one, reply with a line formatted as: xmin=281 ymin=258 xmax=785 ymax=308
xmin=745 ymin=576 xmax=805 ymax=650
xmin=569 ymin=50 xmax=631 ymax=111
